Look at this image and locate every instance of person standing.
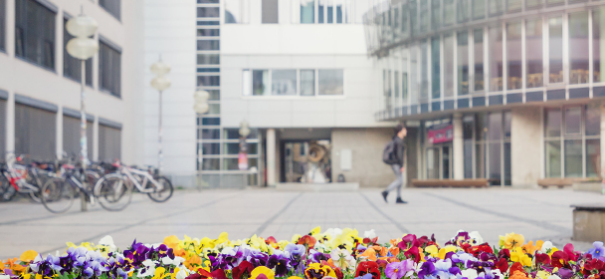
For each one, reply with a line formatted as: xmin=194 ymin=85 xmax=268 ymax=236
xmin=381 ymin=123 xmax=408 ymax=204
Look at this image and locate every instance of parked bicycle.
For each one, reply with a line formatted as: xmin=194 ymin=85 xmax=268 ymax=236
xmin=93 ymin=160 xmax=173 ymax=211
xmin=0 ymin=154 xmax=54 ymax=203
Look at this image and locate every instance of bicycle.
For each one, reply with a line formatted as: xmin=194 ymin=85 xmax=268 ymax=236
xmin=0 ymin=154 xmax=51 ymax=203
xmin=93 ymin=161 xmax=173 ymax=211
xmin=40 ymin=161 xmax=100 ymax=213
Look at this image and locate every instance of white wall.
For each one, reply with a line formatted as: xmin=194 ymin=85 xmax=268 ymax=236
xmin=0 ymin=0 xmax=143 ymax=164
xmin=142 ymin=0 xmax=197 ymax=177
xmin=220 ymin=0 xmax=386 ymax=129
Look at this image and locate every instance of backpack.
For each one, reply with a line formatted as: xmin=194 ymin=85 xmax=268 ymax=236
xmin=382 ymin=139 xmax=399 ymax=165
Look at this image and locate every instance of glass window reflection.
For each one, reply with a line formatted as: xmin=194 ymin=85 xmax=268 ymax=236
xmin=458 ymin=31 xmax=469 ymax=95
xmin=474 ymin=29 xmax=484 ymax=92
xmin=443 ymin=0 xmax=454 ymax=26
xmin=526 ymin=19 xmax=543 ymax=88
xmin=549 ymin=17 xmax=563 ymax=83
xmin=489 ymin=26 xmax=503 ymax=91
xmin=444 ymin=34 xmax=455 ymax=97
xmin=507 ymin=21 xmax=522 ymax=90
xmin=472 ymin=0 xmax=485 ymax=20
xmin=594 ymin=8 xmax=604 ymax=83
xmin=569 ymin=12 xmax=589 ymax=84
xmin=431 ymin=38 xmax=441 ymax=99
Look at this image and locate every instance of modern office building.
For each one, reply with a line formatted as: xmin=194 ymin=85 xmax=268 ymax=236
xmin=364 ymin=0 xmax=605 ymax=187
xmin=0 ymin=0 xmax=144 ymax=164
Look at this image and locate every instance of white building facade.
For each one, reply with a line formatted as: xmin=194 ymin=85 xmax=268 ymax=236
xmin=0 ymin=0 xmax=144 ymax=165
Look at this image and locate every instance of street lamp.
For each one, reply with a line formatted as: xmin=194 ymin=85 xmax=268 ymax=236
xmin=151 ymin=57 xmax=171 ymax=174
xmin=66 ymin=10 xmax=99 ymax=212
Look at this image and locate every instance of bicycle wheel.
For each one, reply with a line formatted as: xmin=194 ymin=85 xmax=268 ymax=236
xmin=41 ymin=178 xmax=75 ymax=214
xmin=147 ymin=176 xmax=174 ymax=203
xmin=28 ymin=186 xmax=42 ymax=203
xmin=0 ymin=176 xmax=16 ymax=202
xmin=94 ymin=175 xmax=132 ymax=211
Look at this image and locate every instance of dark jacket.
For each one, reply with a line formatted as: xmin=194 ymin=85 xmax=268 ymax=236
xmin=393 ymin=136 xmax=405 ymax=166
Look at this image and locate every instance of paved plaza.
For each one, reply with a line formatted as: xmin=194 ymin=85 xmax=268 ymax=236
xmin=0 ymin=188 xmax=603 ymax=258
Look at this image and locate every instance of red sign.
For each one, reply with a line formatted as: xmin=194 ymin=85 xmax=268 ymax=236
xmin=428 ymin=124 xmax=453 ymax=144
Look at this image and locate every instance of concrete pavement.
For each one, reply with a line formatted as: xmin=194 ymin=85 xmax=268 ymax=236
xmin=0 ymin=188 xmax=602 ymax=258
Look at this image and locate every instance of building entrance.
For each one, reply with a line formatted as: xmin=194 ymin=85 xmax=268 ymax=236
xmin=426 ymin=144 xmax=453 ymax=180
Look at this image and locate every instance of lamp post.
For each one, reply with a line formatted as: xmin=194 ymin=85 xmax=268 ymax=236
xmin=66 ymin=10 xmax=99 ymax=212
xmin=150 ymin=58 xmax=171 ymax=174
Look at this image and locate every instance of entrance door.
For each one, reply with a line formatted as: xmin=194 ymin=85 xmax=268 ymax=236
xmin=426 ymin=145 xmax=453 ymax=179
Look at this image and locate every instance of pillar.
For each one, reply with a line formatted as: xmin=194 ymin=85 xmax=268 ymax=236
xmin=511 ymin=107 xmax=542 ymax=187
xmin=600 ymin=103 xmax=605 ymax=179
xmin=453 ymin=113 xmax=464 ymax=180
xmin=600 ymin=8 xmax=605 ymax=83
xmin=266 ymin=128 xmax=276 ymax=186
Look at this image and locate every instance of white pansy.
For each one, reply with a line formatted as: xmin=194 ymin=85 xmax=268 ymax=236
xmin=137 ymin=266 xmax=155 ymax=278
xmin=364 ymin=229 xmax=377 ymax=239
xmin=0 ymin=275 xmax=10 ymax=279
xmin=461 ymin=269 xmax=478 ymax=279
xmin=98 ymin=235 xmax=117 ymax=252
xmin=541 ymin=241 xmax=554 ymax=253
xmin=547 ymin=275 xmax=561 ymax=279
xmin=176 ymin=269 xmax=189 ymax=279
xmin=161 ymin=256 xmax=185 ymax=266
xmin=330 ymin=248 xmax=355 ymax=270
xmin=469 ymin=231 xmax=484 ymax=245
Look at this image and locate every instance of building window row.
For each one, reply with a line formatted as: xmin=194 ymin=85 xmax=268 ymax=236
xmin=99 ymin=0 xmax=121 ymax=20
xmin=5 ymin=0 xmax=123 ymax=97
xmin=380 ymin=7 xmax=605 ymax=112
xmin=242 ymin=69 xmax=344 ymax=96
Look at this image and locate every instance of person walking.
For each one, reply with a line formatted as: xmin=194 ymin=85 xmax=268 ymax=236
xmin=381 ymin=123 xmax=408 ymax=204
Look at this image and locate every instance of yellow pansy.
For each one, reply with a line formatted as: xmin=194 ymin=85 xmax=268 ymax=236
xmin=438 ymin=245 xmax=458 ymax=259
xmin=536 ymin=271 xmax=551 ymax=279
xmin=19 ymin=250 xmax=38 ymax=263
xmin=250 ymin=266 xmax=275 ymax=279
xmin=164 ymin=235 xmax=180 ymax=249
xmin=510 ymin=248 xmax=532 ymax=267
xmin=152 ymin=267 xmax=167 ymax=279
xmin=425 ymin=245 xmax=439 ymax=258
xmin=502 ymin=233 xmax=525 ymax=249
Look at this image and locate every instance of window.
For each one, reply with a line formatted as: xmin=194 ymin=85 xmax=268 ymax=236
xmin=15 ymin=104 xmax=56 ymax=161
xmin=200 ymin=128 xmax=220 ymax=140
xmin=420 ymin=40 xmax=429 ymax=101
xmin=262 ymin=0 xmax=278 ymax=24
xmin=472 ymin=112 xmax=512 ymax=186
xmin=488 ymin=0 xmax=503 ymax=16
xmin=549 ymin=17 xmax=563 ymax=83
xmin=394 ymin=70 xmax=400 ymax=108
xmin=488 ymin=25 xmax=503 ymax=91
xmin=197 ymin=7 xmax=219 ymax=18
xmin=402 ymin=72 xmax=408 ymax=103
xmin=225 ymin=0 xmax=249 ymax=24
xmin=300 ymin=0 xmax=314 ymax=23
xmin=0 ymin=0 xmax=5 ymax=51
xmin=431 ymin=0 xmax=441 ymax=29
xmin=99 ymin=41 xmax=121 ymax=97
xmin=197 ymin=54 xmax=219 ymax=65
xmin=444 ymin=34 xmax=454 ymax=97
xmin=506 ymin=0 xmax=522 ymax=12
xmin=99 ymin=124 xmax=121 ymax=162
xmin=63 ymin=115 xmax=93 ymax=159
xmin=545 ymin=106 xmax=601 ymax=178
xmin=569 ymin=12 xmax=589 ymax=84
xmin=63 ymin=18 xmax=92 ymax=86
xmin=200 ymin=117 xmax=220 ymax=126
xmin=197 ymin=40 xmax=220 ymax=50
xmin=443 ymin=0 xmax=454 ymax=26
xmin=99 ymin=0 xmax=120 ymax=20
xmin=318 ymin=69 xmax=343 ymax=95
xmin=431 ymin=37 xmax=440 ymax=99
xmin=457 ymin=31 xmax=469 ymax=95
xmin=526 ymin=0 xmax=542 ymax=8
xmin=472 ymin=0 xmax=485 ymax=20
xmin=15 ymin=0 xmax=56 ymax=70
xmin=384 ymin=70 xmax=392 ymax=111
xmin=198 ymin=76 xmax=220 ymax=87
xmin=201 ymin=143 xmax=220 ymax=155
xmin=198 ymin=0 xmax=219 ymax=3
xmin=197 ymin=29 xmax=219 ymax=36
xmin=595 ymin=8 xmax=604 ymax=83
xmin=300 ymin=70 xmax=315 ymax=96
xmin=474 ymin=29 xmax=484 ymax=92
xmin=546 ymin=0 xmax=564 ymax=6
xmin=253 ymin=70 xmax=269 ymax=96
xmin=457 ymin=0 xmax=469 ymax=23
xmin=507 ymin=21 xmax=522 ymax=90
xmin=272 ymin=70 xmax=297 ymax=95
xmin=420 ymin=0 xmax=429 ymax=31
xmin=526 ymin=19 xmax=543 ymax=88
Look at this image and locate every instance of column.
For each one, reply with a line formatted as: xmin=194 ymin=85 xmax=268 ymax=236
xmin=600 ymin=103 xmax=605 ymax=178
xmin=453 ymin=113 xmax=464 ymax=180
xmin=266 ymin=128 xmax=276 ymax=186
xmin=511 ymin=107 xmax=542 ymax=187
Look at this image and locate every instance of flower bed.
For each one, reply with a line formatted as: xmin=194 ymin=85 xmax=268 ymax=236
xmin=1 ymin=228 xmax=603 ymax=279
